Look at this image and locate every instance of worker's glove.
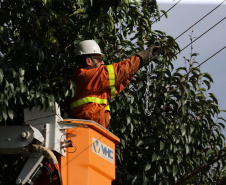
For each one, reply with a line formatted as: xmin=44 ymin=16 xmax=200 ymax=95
xmin=135 ymin=46 xmax=161 ymax=65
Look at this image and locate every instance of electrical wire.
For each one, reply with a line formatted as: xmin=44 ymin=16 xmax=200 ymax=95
xmin=163 ymin=0 xmax=181 ymax=15
xmin=152 ymin=0 xmax=181 ymax=25
xmin=175 ymin=0 xmax=226 ymax=40
xmin=29 ymin=144 xmax=62 ymax=185
xmin=178 ymin=16 xmax=226 ymax=54
xmin=193 ymin=45 xmax=226 ymax=70
xmin=114 ymin=13 xmax=225 ymax=88
xmin=42 ymin=164 xmax=53 ymax=185
xmin=112 ymin=15 xmax=226 ymax=88
xmin=54 ymin=166 xmax=62 ymax=185
xmin=144 ymin=4 xmax=226 ymax=115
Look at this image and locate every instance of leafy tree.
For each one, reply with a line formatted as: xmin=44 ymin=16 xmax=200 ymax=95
xmin=0 ymin=0 xmax=225 ymax=184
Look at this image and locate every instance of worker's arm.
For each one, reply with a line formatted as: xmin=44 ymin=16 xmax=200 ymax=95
xmin=113 ymin=55 xmax=141 ymax=84
xmin=111 ymin=46 xmax=161 ymax=96
xmin=112 ymin=55 xmax=141 ymax=95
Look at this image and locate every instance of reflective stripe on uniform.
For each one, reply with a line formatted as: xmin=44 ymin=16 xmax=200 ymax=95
xmin=107 ymin=65 xmax=115 ymax=86
xmin=110 ymin=86 xmax=117 ymax=99
xmin=107 ymin=64 xmax=117 ymax=99
xmin=105 ymin=105 xmax=110 ymax=111
xmin=105 ymin=105 xmax=111 ymax=119
xmin=70 ymin=97 xmax=107 ymax=110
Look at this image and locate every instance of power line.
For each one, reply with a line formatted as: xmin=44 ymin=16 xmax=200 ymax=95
xmin=152 ymin=0 xmax=181 ymax=25
xmin=116 ymin=14 xmax=225 ymax=87
xmin=195 ymin=45 xmax=226 ymax=69
xmin=179 ymin=16 xmax=226 ymax=54
xmin=175 ymin=0 xmax=226 ymax=40
xmin=164 ymin=0 xmax=181 ymax=15
xmin=115 ymin=14 xmax=225 ymax=91
xmin=122 ymin=1 xmax=226 ymax=86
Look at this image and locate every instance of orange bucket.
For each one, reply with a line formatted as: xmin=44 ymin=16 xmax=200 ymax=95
xmin=59 ymin=119 xmax=120 ymax=185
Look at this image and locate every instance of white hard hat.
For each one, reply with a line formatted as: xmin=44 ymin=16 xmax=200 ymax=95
xmin=75 ymin=40 xmax=105 ymax=57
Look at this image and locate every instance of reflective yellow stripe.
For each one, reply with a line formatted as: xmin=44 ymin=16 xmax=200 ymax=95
xmin=70 ymin=97 xmax=107 ymax=110
xmin=105 ymin=105 xmax=111 ymax=119
xmin=105 ymin=105 xmax=110 ymax=111
xmin=107 ymin=65 xmax=117 ymax=99
xmin=107 ymin=65 xmax=115 ymax=86
xmin=110 ymin=86 xmax=117 ymax=99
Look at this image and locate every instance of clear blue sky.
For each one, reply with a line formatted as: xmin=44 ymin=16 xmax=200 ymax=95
xmin=153 ymin=0 xmax=226 ymax=131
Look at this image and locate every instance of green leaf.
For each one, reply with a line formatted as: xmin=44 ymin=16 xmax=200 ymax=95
xmin=177 ymin=156 xmax=182 ymax=164
xmin=181 ymin=125 xmax=186 ymax=136
xmin=19 ymin=68 xmax=25 ymax=76
xmin=121 ymin=124 xmax=126 ymax=133
xmin=131 ymin=176 xmax=138 ymax=185
xmin=129 ymin=104 xmax=133 ymax=113
xmin=182 ymin=104 xmax=187 ymax=115
xmin=0 ymin=68 xmax=3 ymax=83
xmin=126 ymin=116 xmax=131 ymax=125
xmin=137 ymin=140 xmax=144 ymax=146
xmin=203 ymin=80 xmax=211 ymax=90
xmin=152 ymin=153 xmax=158 ymax=162
xmin=20 ymin=84 xmax=27 ymax=93
xmin=160 ymin=10 xmax=168 ymax=18
xmin=39 ymin=50 xmax=44 ymax=61
xmin=185 ymin=144 xmax=190 ymax=154
xmin=145 ymin=162 xmax=151 ymax=171
xmin=65 ymin=90 xmax=69 ymax=97
xmin=166 ymin=165 xmax=171 ymax=173
xmin=160 ymin=141 xmax=165 ymax=150
xmin=173 ymin=165 xmax=178 ymax=177
xmin=42 ymin=0 xmax=47 ymax=5
xmin=206 ymin=149 xmax=214 ymax=156
xmin=209 ymin=93 xmax=218 ymax=104
xmin=2 ymin=109 xmax=7 ymax=120
xmin=190 ymin=125 xmax=195 ymax=133
xmin=8 ymin=110 xmax=14 ymax=120
xmin=196 ymin=93 xmax=206 ymax=100
xmin=130 ymin=122 xmax=134 ymax=133
xmin=71 ymin=9 xmax=85 ymax=16
xmin=203 ymin=72 xmax=213 ymax=83
xmin=142 ymin=172 xmax=148 ymax=185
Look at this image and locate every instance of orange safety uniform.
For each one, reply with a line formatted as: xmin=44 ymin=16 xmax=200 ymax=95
xmin=70 ymin=55 xmax=141 ymax=128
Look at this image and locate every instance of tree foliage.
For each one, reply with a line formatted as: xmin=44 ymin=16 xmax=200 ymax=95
xmin=0 ymin=0 xmax=225 ymax=184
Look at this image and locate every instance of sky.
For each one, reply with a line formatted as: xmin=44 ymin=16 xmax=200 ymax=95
xmin=152 ymin=0 xmax=226 ymax=131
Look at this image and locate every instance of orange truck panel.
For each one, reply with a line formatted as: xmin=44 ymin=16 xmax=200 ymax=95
xmin=59 ymin=119 xmax=120 ymax=185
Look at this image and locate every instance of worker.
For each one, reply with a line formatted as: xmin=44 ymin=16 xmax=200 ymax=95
xmin=70 ymin=40 xmax=160 ymax=128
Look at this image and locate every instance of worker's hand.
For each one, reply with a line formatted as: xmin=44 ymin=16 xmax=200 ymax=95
xmin=135 ymin=46 xmax=161 ymax=65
